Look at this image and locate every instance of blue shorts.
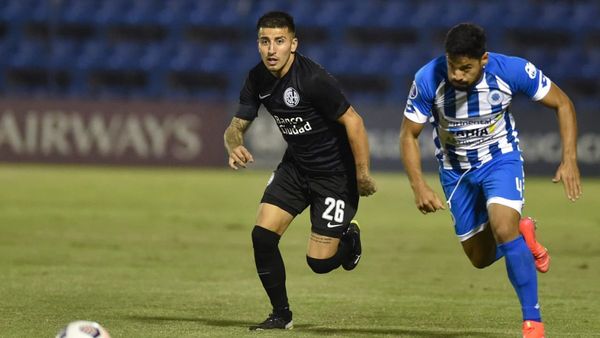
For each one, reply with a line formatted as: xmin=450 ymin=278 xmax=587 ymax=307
xmin=439 ymin=151 xmax=525 ymax=242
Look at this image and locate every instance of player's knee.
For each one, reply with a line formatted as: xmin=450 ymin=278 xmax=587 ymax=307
xmin=252 ymin=225 xmax=280 ymax=251
xmin=306 ymin=256 xmax=340 ymax=274
xmin=468 ymin=255 xmax=493 ymax=269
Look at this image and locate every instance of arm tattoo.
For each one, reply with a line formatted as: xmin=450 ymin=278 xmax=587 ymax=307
xmin=310 ymin=233 xmax=334 ymax=244
xmin=224 ymin=117 xmax=252 ymax=153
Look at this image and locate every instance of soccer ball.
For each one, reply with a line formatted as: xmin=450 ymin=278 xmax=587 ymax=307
xmin=56 ymin=320 xmax=111 ymax=338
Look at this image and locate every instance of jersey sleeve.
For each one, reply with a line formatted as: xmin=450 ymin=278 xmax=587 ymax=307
xmin=305 ymin=71 xmax=350 ymax=121
xmin=403 ymin=69 xmax=435 ymax=124
xmin=235 ymin=73 xmax=260 ymax=121
xmin=500 ymin=56 xmax=552 ymax=101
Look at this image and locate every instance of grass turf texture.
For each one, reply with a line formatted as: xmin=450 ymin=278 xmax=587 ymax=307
xmin=0 ymin=164 xmax=598 ymax=337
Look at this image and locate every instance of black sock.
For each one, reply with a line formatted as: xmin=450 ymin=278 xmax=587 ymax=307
xmin=338 ymin=234 xmax=352 ymax=258
xmin=251 ymin=226 xmax=289 ymax=314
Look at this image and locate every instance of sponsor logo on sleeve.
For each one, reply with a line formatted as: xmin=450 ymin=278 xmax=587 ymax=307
xmin=540 ymin=74 xmax=548 ymax=88
xmin=525 ymin=62 xmax=537 ymax=79
xmin=409 ymin=81 xmax=419 ymax=99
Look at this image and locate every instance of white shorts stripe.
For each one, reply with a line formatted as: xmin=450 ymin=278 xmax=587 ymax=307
xmin=457 ymin=222 xmax=487 ymax=242
xmin=486 ymin=197 xmax=523 ymax=214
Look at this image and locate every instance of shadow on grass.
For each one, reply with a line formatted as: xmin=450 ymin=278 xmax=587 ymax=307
xmin=125 ymin=315 xmax=255 ymax=327
xmin=126 ymin=315 xmax=505 ymax=337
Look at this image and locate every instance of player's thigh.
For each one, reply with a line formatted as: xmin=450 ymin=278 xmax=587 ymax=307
xmin=460 ymin=222 xmax=497 ymax=267
xmin=256 ymin=203 xmax=295 ymax=236
xmin=482 ymin=156 xmax=524 ymax=242
xmin=258 ymin=162 xmax=310 ymax=235
xmin=440 ymin=169 xmax=488 ymax=242
xmin=308 ymin=173 xmax=358 ymax=239
xmin=487 ymin=203 xmax=520 ymax=243
xmin=306 ymin=232 xmax=341 ymax=259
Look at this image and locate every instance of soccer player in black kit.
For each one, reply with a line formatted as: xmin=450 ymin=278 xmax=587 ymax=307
xmin=224 ymin=11 xmax=377 ymax=330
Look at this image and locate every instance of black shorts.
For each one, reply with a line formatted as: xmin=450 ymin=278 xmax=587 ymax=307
xmin=261 ymin=161 xmax=359 ymax=238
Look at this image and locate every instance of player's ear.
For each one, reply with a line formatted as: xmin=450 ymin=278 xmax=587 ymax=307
xmin=291 ymin=37 xmax=298 ymax=53
xmin=481 ymin=52 xmax=489 ymax=67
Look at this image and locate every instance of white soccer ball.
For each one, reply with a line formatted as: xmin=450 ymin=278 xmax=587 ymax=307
xmin=56 ymin=320 xmax=111 ymax=338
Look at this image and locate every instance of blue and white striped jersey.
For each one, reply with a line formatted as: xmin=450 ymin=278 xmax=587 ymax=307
xmin=403 ymin=52 xmax=551 ymax=170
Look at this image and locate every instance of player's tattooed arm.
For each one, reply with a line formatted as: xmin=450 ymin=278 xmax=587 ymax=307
xmin=399 ymin=117 xmax=445 ymax=214
xmin=224 ymin=117 xmax=254 ymax=170
xmin=338 ymin=106 xmax=377 ymax=197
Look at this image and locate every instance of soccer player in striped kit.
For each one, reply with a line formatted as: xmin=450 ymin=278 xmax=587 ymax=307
xmin=399 ymin=23 xmax=582 ymax=338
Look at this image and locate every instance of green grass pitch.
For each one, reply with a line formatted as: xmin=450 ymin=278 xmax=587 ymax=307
xmin=0 ymin=164 xmax=598 ymax=337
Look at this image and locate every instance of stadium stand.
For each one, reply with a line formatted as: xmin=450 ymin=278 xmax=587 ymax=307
xmin=0 ymin=0 xmax=598 ymax=106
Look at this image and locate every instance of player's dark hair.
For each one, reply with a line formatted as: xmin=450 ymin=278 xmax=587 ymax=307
xmin=445 ymin=23 xmax=486 ymax=59
xmin=256 ymin=11 xmax=295 ymax=35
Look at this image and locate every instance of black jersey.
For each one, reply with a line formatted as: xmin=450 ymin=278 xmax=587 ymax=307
xmin=236 ymin=53 xmax=354 ymax=174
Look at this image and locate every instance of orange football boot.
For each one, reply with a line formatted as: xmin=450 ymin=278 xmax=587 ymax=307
xmin=519 ymin=217 xmax=550 ymax=273
xmin=522 ymin=320 xmax=545 ymax=338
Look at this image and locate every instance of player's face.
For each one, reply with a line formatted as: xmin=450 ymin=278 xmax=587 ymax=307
xmin=446 ymin=53 xmax=488 ymax=90
xmin=257 ymin=27 xmax=298 ymax=77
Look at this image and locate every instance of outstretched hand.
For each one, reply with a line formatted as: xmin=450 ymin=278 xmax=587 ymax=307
xmin=413 ymin=183 xmax=446 ymax=214
xmin=552 ymin=160 xmax=582 ymax=201
xmin=357 ymin=173 xmax=377 ymax=197
xmin=227 ymin=145 xmax=254 ymax=170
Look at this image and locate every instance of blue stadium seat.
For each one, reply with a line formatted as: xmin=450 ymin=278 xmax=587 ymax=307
xmin=9 ymin=40 xmax=48 ymax=68
xmin=379 ymin=2 xmax=417 ymax=28
xmin=327 ymin=46 xmax=363 ymax=75
xmin=124 ymin=0 xmax=163 ymax=26
xmin=502 ymin=0 xmax=538 ymax=29
xmin=437 ymin=0 xmax=477 ymax=28
xmin=407 ymin=1 xmax=448 ymax=28
xmin=345 ymin=1 xmax=382 ymax=27
xmin=389 ymin=49 xmax=423 ymax=79
xmin=105 ymin=43 xmax=145 ymax=71
xmin=199 ymin=43 xmax=233 ymax=73
xmin=0 ymin=38 xmax=14 ymax=68
xmin=187 ymin=0 xmax=227 ymax=26
xmin=287 ymin=0 xmax=315 ymax=26
xmin=0 ymin=0 xmax=36 ymax=25
xmin=520 ymin=47 xmax=553 ymax=72
xmin=76 ymin=40 xmax=111 ymax=71
xmin=234 ymin=43 xmax=261 ymax=73
xmin=139 ymin=42 xmax=171 ymax=71
xmin=158 ymin=0 xmax=194 ymax=27
xmin=168 ymin=43 xmax=202 ymax=72
xmin=60 ymin=0 xmax=99 ymax=25
xmin=360 ymin=46 xmax=395 ymax=74
xmin=94 ymin=0 xmax=131 ymax=25
xmin=313 ymin=0 xmax=348 ymax=28
xmin=301 ymin=44 xmax=333 ymax=69
xmin=581 ymin=48 xmax=600 ymax=80
xmin=30 ymin=0 xmax=54 ymax=23
xmin=50 ymin=39 xmax=79 ymax=69
xmin=571 ymin=2 xmax=600 ymax=30
xmin=550 ymin=49 xmax=584 ymax=80
xmin=536 ymin=2 xmax=572 ymax=30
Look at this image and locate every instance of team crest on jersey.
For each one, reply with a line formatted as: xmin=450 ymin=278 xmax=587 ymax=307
xmin=283 ymin=87 xmax=300 ymax=107
xmin=409 ymin=81 xmax=419 ymax=99
xmin=525 ymin=62 xmax=537 ymax=79
xmin=487 ymin=90 xmax=504 ymax=105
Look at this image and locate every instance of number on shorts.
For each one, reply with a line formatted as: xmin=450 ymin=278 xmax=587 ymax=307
xmin=515 ymin=177 xmax=524 ymax=198
xmin=322 ymin=197 xmax=345 ymax=223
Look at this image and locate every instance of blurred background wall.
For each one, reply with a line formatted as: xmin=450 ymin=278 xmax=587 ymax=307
xmin=0 ymin=0 xmax=598 ymax=175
